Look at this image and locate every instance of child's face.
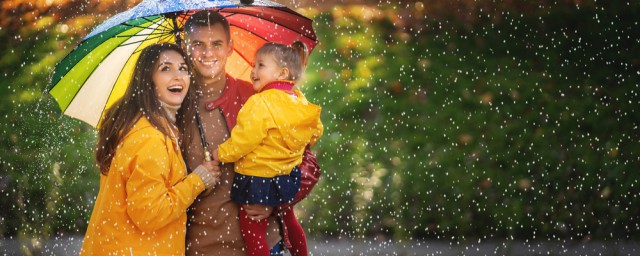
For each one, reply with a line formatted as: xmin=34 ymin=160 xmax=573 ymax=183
xmin=152 ymin=50 xmax=190 ymax=106
xmin=250 ymin=53 xmax=287 ymax=91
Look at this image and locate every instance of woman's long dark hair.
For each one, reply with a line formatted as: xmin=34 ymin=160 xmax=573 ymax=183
xmin=95 ymin=43 xmax=194 ymax=175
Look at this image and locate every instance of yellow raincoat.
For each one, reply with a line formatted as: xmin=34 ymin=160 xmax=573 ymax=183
xmin=81 ymin=117 xmax=205 ymax=255
xmin=218 ymin=88 xmax=323 ymax=178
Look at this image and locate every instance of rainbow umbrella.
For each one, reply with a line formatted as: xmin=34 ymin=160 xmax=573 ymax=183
xmin=48 ymin=0 xmax=317 ymax=127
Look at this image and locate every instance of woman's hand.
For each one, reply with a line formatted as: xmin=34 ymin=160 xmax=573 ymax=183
xmin=203 ymin=160 xmax=221 ymax=186
xmin=193 ymin=161 xmax=221 ymax=189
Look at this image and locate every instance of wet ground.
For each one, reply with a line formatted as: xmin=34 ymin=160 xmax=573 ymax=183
xmin=1 ymin=236 xmax=639 ymax=255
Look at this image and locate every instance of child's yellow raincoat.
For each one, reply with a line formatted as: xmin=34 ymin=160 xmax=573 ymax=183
xmin=218 ymin=87 xmax=323 ymax=178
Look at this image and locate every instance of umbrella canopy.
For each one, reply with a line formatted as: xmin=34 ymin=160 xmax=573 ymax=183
xmin=48 ymin=0 xmax=317 ymax=127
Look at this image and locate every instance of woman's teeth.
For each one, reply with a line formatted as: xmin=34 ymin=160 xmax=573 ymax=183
xmin=168 ymin=85 xmax=183 ymax=93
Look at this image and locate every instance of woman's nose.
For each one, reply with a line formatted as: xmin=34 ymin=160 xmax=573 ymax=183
xmin=172 ymin=70 xmax=187 ymax=79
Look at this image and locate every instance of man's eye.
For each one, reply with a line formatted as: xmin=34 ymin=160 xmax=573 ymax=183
xmin=191 ymin=43 xmax=203 ymax=49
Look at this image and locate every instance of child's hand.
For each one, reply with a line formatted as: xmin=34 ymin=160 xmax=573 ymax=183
xmin=212 ymin=149 xmax=220 ymax=162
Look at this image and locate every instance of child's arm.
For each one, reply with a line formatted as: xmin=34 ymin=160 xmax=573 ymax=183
xmin=309 ymin=116 xmax=324 ymax=147
xmin=217 ymin=95 xmax=272 ymax=163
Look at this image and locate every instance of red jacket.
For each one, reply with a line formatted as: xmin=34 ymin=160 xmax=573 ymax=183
xmin=205 ymin=75 xmax=321 ymax=244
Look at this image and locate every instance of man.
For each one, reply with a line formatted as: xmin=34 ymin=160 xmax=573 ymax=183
xmin=179 ymin=10 xmax=320 ymax=255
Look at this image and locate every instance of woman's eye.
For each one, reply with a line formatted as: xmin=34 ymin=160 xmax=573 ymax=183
xmin=179 ymin=66 xmax=188 ymax=71
xmin=161 ymin=66 xmax=170 ymax=71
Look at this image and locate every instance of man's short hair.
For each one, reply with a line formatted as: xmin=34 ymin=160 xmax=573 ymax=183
xmin=183 ymin=10 xmax=231 ymax=42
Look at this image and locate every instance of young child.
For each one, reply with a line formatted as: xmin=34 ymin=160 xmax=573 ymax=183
xmin=213 ymin=41 xmax=323 ymax=256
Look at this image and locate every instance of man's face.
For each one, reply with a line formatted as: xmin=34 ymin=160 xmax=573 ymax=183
xmin=183 ymin=23 xmax=233 ymax=81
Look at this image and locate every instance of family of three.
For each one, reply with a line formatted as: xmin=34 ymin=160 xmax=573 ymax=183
xmin=80 ymin=10 xmax=323 ymax=256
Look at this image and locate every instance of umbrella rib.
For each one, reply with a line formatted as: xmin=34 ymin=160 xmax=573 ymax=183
xmin=123 ymin=17 xmax=174 ymax=33
xmin=119 ymin=33 xmax=171 ymax=47
xmin=114 ymin=31 xmax=171 ymax=38
xmin=142 ymin=16 xmax=174 ymax=31
xmin=228 ymin=23 xmax=295 ymax=44
xmin=128 ymin=33 xmax=174 ymax=53
xmin=123 ymin=23 xmax=173 ymax=32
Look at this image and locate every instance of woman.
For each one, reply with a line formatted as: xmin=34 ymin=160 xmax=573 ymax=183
xmin=81 ymin=43 xmax=219 ymax=255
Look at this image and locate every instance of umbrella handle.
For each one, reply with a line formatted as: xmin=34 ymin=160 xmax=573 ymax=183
xmin=201 ymin=150 xmax=214 ymax=196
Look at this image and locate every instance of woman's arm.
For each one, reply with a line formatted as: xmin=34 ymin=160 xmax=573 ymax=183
xmin=124 ymin=130 xmax=205 ymax=232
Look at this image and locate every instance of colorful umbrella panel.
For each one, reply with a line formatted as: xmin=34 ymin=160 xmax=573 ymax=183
xmin=48 ymin=0 xmax=317 ymax=127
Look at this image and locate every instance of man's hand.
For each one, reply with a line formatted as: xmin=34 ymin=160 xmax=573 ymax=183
xmin=243 ymin=204 xmax=274 ymax=221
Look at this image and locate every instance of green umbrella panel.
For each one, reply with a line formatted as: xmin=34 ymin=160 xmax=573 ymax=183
xmin=49 ymin=16 xmax=176 ymax=127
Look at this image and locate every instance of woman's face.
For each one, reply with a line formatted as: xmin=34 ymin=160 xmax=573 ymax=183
xmin=152 ymin=50 xmax=190 ymax=106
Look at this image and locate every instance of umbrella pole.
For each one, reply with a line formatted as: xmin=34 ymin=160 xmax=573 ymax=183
xmin=195 ymin=108 xmax=211 ymax=161
xmin=195 ymin=109 xmax=215 ymax=196
xmin=168 ymin=13 xmax=182 ymax=46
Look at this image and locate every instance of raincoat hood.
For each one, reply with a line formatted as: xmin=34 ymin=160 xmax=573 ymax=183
xmin=264 ymin=89 xmax=322 ymax=150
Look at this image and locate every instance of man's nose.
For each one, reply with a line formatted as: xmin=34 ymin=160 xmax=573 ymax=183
xmin=203 ymin=45 xmax=215 ymax=57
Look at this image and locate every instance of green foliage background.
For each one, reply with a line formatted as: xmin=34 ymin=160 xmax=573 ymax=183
xmin=0 ymin=3 xmax=638 ymax=253
xmin=299 ymin=3 xmax=640 ymax=241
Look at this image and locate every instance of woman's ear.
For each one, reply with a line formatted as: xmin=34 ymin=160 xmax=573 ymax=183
xmin=277 ymin=67 xmax=290 ymax=80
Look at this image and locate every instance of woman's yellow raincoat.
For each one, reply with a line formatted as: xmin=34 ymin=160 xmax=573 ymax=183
xmin=81 ymin=117 xmax=205 ymax=255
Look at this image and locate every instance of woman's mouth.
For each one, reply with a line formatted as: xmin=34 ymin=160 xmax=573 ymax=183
xmin=167 ymin=85 xmax=183 ymax=93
